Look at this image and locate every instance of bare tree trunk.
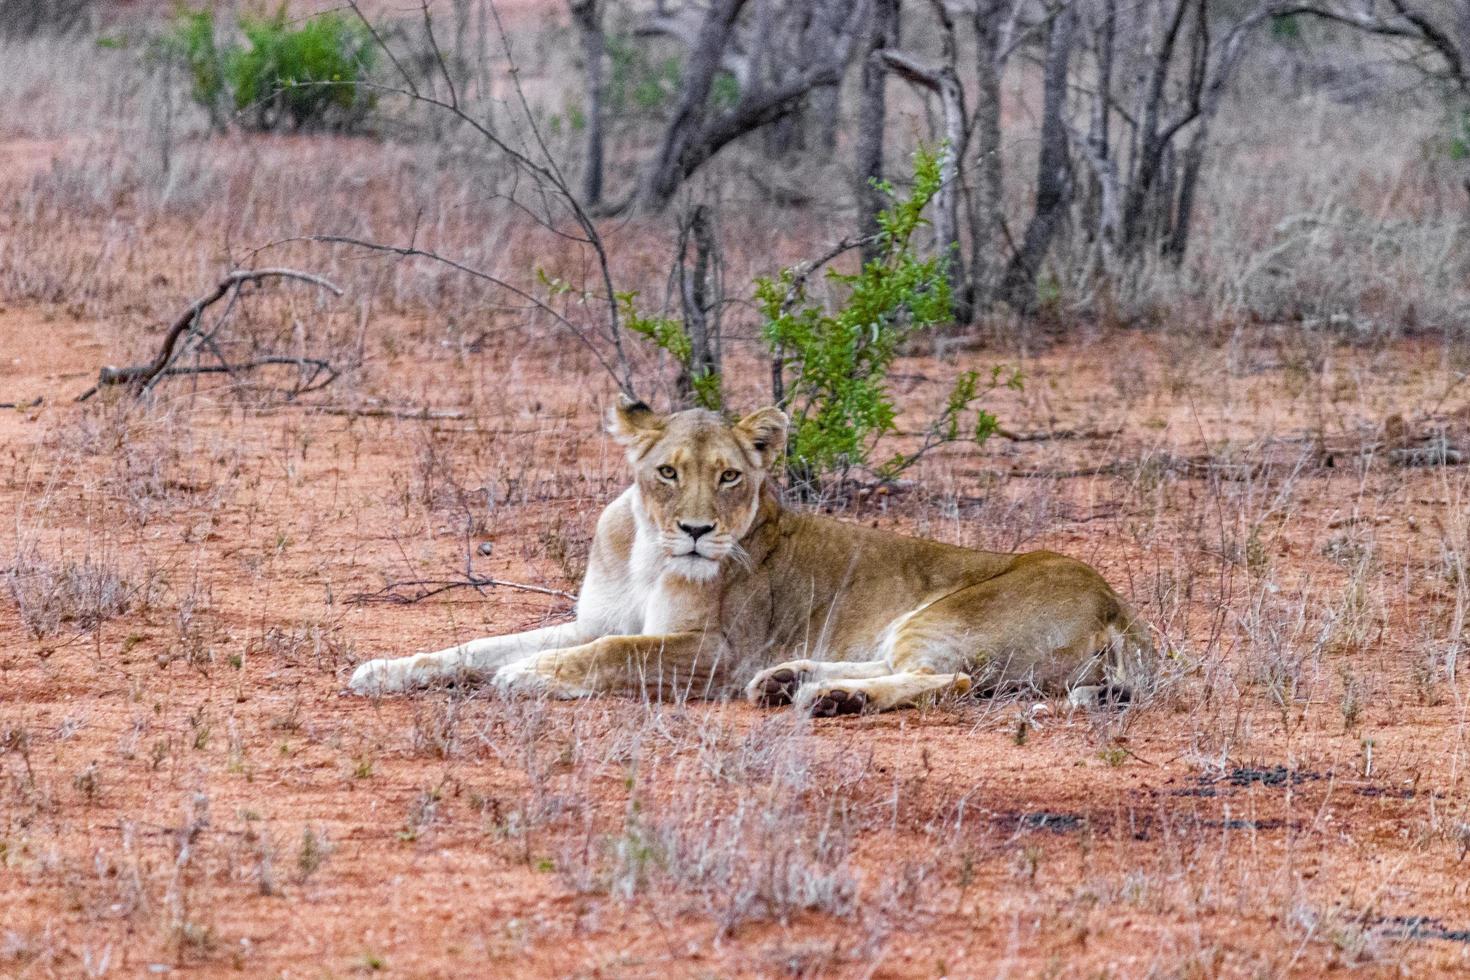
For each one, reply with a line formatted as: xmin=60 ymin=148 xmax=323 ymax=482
xmin=762 ymin=0 xmax=813 ymax=158
xmin=1119 ymin=0 xmax=1190 ymax=256
xmin=635 ymin=0 xmax=863 ymax=210
xmin=1167 ymin=122 xmax=1207 ymax=261
xmin=676 ymin=205 xmax=722 ymax=407
xmin=967 ymin=1 xmax=1008 ymax=309
xmin=1459 ymin=2 xmax=1470 ymax=69
xmin=809 ymin=82 xmax=841 ymax=152
xmin=639 ymin=0 xmax=750 ymax=208
xmin=569 ymin=0 xmax=606 ymax=207
xmin=1086 ymin=0 xmax=1120 ymax=248
xmin=856 ymin=0 xmax=899 ymax=263
xmin=935 ymin=70 xmax=968 ymax=321
xmin=999 ymin=3 xmax=1076 ymax=313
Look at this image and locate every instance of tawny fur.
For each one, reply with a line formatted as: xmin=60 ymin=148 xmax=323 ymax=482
xmin=349 ymin=399 xmax=1155 ymax=714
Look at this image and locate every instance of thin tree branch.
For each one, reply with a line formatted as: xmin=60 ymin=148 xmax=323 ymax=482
xmin=330 ymin=2 xmax=635 ymax=394
xmin=262 ymin=234 xmax=629 ymax=388
xmin=1272 ymin=1 xmax=1466 ymax=88
xmin=348 ymin=576 xmax=577 ymax=605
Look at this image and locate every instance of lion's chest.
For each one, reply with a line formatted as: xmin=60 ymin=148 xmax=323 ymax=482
xmin=586 ymin=532 xmax=714 ymax=636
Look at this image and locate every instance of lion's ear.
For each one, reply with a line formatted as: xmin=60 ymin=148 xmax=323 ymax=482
xmin=735 ymin=406 xmax=788 ymax=468
xmin=606 ymin=394 xmax=665 ymax=452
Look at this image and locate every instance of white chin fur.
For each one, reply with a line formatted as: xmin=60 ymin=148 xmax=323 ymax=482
xmin=666 ymin=553 xmax=722 ymax=582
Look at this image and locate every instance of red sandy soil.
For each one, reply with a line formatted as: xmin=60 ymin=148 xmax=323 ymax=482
xmin=2 ymin=295 xmax=1469 ymax=978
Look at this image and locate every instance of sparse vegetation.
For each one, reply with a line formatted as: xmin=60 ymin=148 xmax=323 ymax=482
xmin=0 ymin=0 xmax=92 ymax=38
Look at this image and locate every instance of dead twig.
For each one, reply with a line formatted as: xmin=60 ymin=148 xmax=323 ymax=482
xmin=138 ymin=357 xmax=339 ymax=396
xmin=348 ymin=576 xmax=577 ymax=606
xmin=0 ymin=396 xmax=42 ymax=410
xmin=76 ymin=268 xmax=342 ymax=402
xmin=995 ymin=426 xmax=1124 ymax=442
xmin=313 ymin=405 xmax=470 ymax=421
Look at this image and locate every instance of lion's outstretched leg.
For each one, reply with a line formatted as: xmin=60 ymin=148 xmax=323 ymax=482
xmin=744 ymin=659 xmax=891 ymax=706
xmin=795 ymin=671 xmax=973 ymax=716
xmin=349 ymin=622 xmax=596 ymax=694
xmin=494 ymin=631 xmax=729 ymax=701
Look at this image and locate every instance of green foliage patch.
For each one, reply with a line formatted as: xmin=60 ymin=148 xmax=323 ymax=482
xmin=621 ymin=147 xmax=1017 ymax=494
xmin=163 ymin=7 xmax=376 ymax=132
xmin=758 ymin=146 xmax=1017 ymax=489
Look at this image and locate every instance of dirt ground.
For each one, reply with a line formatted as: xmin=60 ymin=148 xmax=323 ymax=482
xmin=3 ymin=292 xmax=1469 ymax=978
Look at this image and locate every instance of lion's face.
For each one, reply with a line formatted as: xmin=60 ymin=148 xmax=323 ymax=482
xmin=608 ymin=398 xmax=787 ymax=581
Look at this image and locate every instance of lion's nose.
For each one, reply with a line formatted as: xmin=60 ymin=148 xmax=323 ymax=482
xmin=678 ymin=522 xmax=715 ymax=542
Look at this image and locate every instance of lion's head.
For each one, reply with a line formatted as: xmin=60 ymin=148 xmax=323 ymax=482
xmin=608 ymin=396 xmax=787 ymax=581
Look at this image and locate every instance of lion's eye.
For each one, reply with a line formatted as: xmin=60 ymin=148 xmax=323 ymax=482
xmin=719 ymin=469 xmax=741 ymax=485
xmin=656 ymin=465 xmax=677 ymax=481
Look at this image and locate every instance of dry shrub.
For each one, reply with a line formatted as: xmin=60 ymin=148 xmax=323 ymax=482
xmin=4 ymin=548 xmax=144 ymax=638
xmin=1228 ymin=205 xmax=1470 ymax=336
xmin=554 ymin=713 xmax=872 ymax=935
xmin=0 ymin=0 xmax=93 ymax=39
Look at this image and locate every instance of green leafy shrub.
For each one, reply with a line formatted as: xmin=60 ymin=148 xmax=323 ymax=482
xmin=165 ymin=11 xmax=228 ymax=127
xmin=1446 ymin=109 xmax=1470 ymax=161
xmin=757 ymin=146 xmax=1015 ymax=489
xmin=615 ymin=147 xmax=1015 ymax=492
xmin=163 ymin=7 xmax=376 ymax=132
xmin=605 ymin=33 xmax=681 ymax=116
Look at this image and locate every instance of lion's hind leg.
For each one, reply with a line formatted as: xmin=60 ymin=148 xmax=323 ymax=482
xmin=794 ymin=671 xmax=973 ymax=716
xmin=745 ymin=659 xmax=891 ymax=707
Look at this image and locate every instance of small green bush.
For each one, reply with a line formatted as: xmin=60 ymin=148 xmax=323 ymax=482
xmin=1446 ymin=109 xmax=1470 ymax=161
xmin=164 ymin=7 xmax=376 ymax=132
xmin=605 ymin=34 xmax=682 ymax=117
xmin=619 ymin=292 xmax=723 ymax=411
xmin=758 ymin=146 xmax=1015 ymax=489
xmin=620 ymin=147 xmax=1015 ymax=494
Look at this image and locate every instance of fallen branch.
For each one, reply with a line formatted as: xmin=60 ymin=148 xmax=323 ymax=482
xmin=0 ymin=396 xmax=42 ymax=410
xmin=314 ymin=405 xmax=469 ymax=421
xmin=996 ymin=426 xmax=1124 ymax=442
xmin=133 ymin=357 xmax=339 ymax=395
xmin=1003 ymin=463 xmax=1132 ymax=480
xmin=77 ymin=268 xmax=342 ymax=402
xmin=348 ymin=576 xmax=577 ymax=605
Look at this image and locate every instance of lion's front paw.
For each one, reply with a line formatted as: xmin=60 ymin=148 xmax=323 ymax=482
xmin=745 ymin=661 xmax=815 ymax=707
xmin=492 ymin=658 xmax=550 ymax=697
xmin=349 ymin=657 xmax=405 ymax=695
xmin=349 ymin=654 xmax=442 ymax=695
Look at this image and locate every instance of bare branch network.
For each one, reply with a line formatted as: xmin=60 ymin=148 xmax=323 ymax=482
xmin=78 ymin=269 xmax=344 ymax=403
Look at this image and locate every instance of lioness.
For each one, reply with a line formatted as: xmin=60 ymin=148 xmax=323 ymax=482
xmin=349 ymin=398 xmax=1155 ymax=714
